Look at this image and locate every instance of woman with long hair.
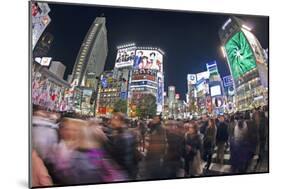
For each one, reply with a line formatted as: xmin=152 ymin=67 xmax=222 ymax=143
xmin=203 ymin=118 xmax=217 ymax=172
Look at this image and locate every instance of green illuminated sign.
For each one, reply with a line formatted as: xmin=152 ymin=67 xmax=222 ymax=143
xmin=225 ymin=31 xmax=257 ymax=80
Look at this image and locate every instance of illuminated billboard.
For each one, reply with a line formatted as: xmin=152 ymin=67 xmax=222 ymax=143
xmin=115 ymin=47 xmax=136 ymax=68
xmin=133 ymin=50 xmax=163 ymax=72
xmin=131 ymin=69 xmax=157 ymax=82
xmin=196 ymin=79 xmax=209 ymax=94
xmin=40 ymin=57 xmax=52 ymax=66
xmin=196 ymin=71 xmax=209 ymax=81
xmin=223 ymin=75 xmax=234 ymax=87
xmin=210 ymin=85 xmax=222 ymax=97
xmin=157 ymin=74 xmax=164 ymax=112
xmin=32 ymin=2 xmax=51 ymax=50
xmin=225 ymin=31 xmax=257 ymax=80
xmin=187 ymin=74 xmax=197 ymax=85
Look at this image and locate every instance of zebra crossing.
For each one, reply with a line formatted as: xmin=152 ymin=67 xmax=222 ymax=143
xmin=207 ymin=146 xmax=232 ymax=175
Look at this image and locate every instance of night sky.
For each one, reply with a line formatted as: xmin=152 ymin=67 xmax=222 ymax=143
xmin=44 ymin=2 xmax=269 ymax=100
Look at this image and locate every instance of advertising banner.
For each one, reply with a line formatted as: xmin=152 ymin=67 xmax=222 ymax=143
xmin=196 ymin=71 xmax=209 ymax=81
xmin=32 ymin=15 xmax=51 ymax=49
xmin=157 ymin=76 xmax=163 ymax=104
xmin=115 ymin=47 xmax=136 ymax=68
xmin=223 ymin=75 xmax=234 ymax=87
xmin=210 ymin=85 xmax=222 ymax=97
xmin=225 ymin=31 xmax=257 ymax=79
xmin=40 ymin=57 xmax=52 ymax=66
xmin=187 ymin=74 xmax=197 ymax=85
xmin=133 ymin=50 xmax=163 ymax=72
xmin=212 ymin=96 xmax=224 ymax=108
xmin=131 ymin=69 xmax=157 ymax=82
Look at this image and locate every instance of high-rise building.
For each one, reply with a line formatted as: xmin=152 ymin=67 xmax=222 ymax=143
xmin=206 ymin=61 xmax=225 ymax=115
xmin=187 ymin=74 xmax=197 ymax=114
xmin=219 ymin=16 xmax=268 ymax=110
xmin=120 ymin=46 xmax=164 ymax=117
xmin=70 ymin=17 xmax=108 ymax=114
xmin=71 ymin=17 xmax=108 ymax=89
xmin=95 ymin=70 xmax=124 ymax=115
xmin=49 ymin=61 xmax=66 ymax=79
xmin=168 ymin=86 xmax=175 ymax=109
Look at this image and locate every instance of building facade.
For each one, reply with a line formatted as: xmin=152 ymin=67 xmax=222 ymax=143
xmin=49 ymin=61 xmax=66 ymax=80
xmin=32 ymin=62 xmax=71 ymax=112
xmin=112 ymin=44 xmax=165 ymax=118
xmin=70 ymin=17 xmax=108 ymax=115
xmin=219 ymin=16 xmax=268 ymax=110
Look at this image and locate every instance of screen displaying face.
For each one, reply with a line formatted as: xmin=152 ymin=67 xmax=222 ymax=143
xmin=225 ymin=31 xmax=257 ymax=79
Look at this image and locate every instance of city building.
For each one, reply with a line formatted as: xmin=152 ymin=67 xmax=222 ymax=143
xmin=70 ymin=17 xmax=108 ymax=115
xmin=167 ymin=86 xmax=175 ymax=118
xmin=223 ymin=75 xmax=235 ymax=113
xmin=187 ymin=74 xmax=198 ymax=114
xmin=49 ymin=61 xmax=66 ymax=80
xmin=219 ymin=16 xmax=268 ymax=110
xmin=195 ymin=71 xmax=210 ymax=114
xmin=206 ymin=61 xmax=225 ymax=115
xmin=96 ymin=70 xmax=127 ymax=116
xmin=32 ymin=62 xmax=71 ymax=112
xmin=165 ymin=88 xmax=187 ymax=119
xmin=112 ymin=44 xmax=164 ymax=117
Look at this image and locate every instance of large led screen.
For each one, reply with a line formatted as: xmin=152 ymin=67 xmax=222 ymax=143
xmin=133 ymin=50 xmax=163 ymax=72
xmin=225 ymin=31 xmax=257 ymax=79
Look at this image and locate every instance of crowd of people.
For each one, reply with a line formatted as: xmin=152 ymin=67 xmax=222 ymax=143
xmin=31 ymin=105 xmax=269 ymax=187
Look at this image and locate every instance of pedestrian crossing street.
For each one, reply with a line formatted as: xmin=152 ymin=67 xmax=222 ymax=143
xmin=136 ymin=136 xmax=264 ymax=178
xmin=207 ymin=146 xmax=260 ymax=175
xmin=207 ymin=146 xmax=232 ymax=174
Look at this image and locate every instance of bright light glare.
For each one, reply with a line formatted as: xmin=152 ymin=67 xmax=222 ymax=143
xmin=242 ymin=24 xmax=252 ymax=31
xmin=221 ymin=46 xmax=226 ymax=58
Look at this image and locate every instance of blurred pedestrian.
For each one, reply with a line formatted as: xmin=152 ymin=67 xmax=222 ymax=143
xmin=163 ymin=120 xmax=184 ymax=178
xmin=32 ymin=149 xmax=53 ymax=187
xmin=145 ymin=115 xmax=167 ymax=179
xmin=216 ymin=115 xmax=229 ymax=165
xmin=203 ymin=118 xmax=217 ymax=172
xmin=231 ymin=117 xmax=248 ymax=173
xmin=107 ymin=112 xmax=140 ymax=179
xmin=183 ymin=122 xmax=203 ymax=177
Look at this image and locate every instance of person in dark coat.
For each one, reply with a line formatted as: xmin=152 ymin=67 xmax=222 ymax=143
xmin=107 ymin=112 xmax=139 ymax=179
xmin=230 ymin=118 xmax=248 ymax=173
xmin=203 ymin=118 xmax=217 ymax=171
xmin=216 ymin=115 xmax=229 ymax=165
xmin=199 ymin=114 xmax=209 ymax=135
xmin=138 ymin=120 xmax=147 ymax=152
xmin=145 ymin=115 xmax=167 ymax=179
xmin=183 ymin=121 xmax=203 ymax=176
xmin=163 ymin=120 xmax=184 ymax=178
xmin=244 ymin=111 xmax=258 ymax=171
